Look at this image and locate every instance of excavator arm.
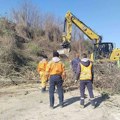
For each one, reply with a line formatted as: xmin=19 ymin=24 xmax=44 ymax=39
xmin=58 ymin=11 xmax=102 ymax=57
xmin=58 ymin=11 xmax=120 ymax=61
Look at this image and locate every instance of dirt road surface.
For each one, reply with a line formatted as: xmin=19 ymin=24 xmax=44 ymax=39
xmin=0 ymin=84 xmax=120 ymax=120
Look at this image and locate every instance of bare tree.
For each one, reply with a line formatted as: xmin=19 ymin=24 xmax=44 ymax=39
xmin=12 ymin=1 xmax=43 ymax=28
xmin=44 ymin=13 xmax=62 ymax=42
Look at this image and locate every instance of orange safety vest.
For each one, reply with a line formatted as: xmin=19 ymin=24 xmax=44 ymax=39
xmin=80 ymin=63 xmax=92 ymax=80
xmin=37 ymin=60 xmax=48 ymax=73
xmin=46 ymin=61 xmax=65 ymax=75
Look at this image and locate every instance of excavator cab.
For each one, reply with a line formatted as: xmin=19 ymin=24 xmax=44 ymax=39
xmin=93 ymin=42 xmax=113 ymax=60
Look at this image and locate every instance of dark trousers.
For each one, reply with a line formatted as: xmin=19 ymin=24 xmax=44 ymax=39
xmin=80 ymin=80 xmax=94 ymax=105
xmin=80 ymin=80 xmax=94 ymax=98
xmin=49 ymin=75 xmax=64 ymax=107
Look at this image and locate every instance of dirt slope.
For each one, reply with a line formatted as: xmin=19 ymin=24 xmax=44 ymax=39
xmin=0 ymin=84 xmax=120 ymax=120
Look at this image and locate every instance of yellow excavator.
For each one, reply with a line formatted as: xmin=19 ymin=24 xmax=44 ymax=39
xmin=57 ymin=11 xmax=120 ymax=61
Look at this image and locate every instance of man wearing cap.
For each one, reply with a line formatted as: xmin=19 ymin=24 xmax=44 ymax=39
xmin=46 ymin=51 xmax=66 ymax=109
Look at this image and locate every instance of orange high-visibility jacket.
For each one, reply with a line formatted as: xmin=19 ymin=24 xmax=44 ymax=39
xmin=37 ymin=60 xmax=48 ymax=73
xmin=46 ymin=61 xmax=65 ymax=76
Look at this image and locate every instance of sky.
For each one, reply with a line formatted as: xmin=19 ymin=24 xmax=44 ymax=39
xmin=0 ymin=0 xmax=120 ymax=48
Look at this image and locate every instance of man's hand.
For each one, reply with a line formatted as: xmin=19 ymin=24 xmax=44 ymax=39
xmin=62 ymin=72 xmax=66 ymax=80
xmin=74 ymin=80 xmax=78 ymax=83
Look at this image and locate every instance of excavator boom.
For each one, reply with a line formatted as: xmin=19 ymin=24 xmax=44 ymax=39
xmin=64 ymin=11 xmax=102 ymax=44
xmin=58 ymin=11 xmax=102 ymax=57
xmin=58 ymin=11 xmax=120 ymax=61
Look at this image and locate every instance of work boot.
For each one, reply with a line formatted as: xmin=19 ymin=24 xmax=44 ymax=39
xmin=49 ymin=105 xmax=54 ymax=109
xmin=90 ymin=99 xmax=95 ymax=109
xmin=80 ymin=104 xmax=84 ymax=108
xmin=59 ymin=103 xmax=64 ymax=108
xmin=80 ymin=98 xmax=84 ymax=108
xmin=41 ymin=87 xmax=46 ymax=93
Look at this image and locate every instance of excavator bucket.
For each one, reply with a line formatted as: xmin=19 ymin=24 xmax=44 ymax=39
xmin=57 ymin=48 xmax=70 ymax=58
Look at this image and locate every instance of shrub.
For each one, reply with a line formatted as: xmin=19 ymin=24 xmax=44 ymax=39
xmin=26 ymin=42 xmax=41 ymax=56
xmin=94 ymin=62 xmax=120 ymax=94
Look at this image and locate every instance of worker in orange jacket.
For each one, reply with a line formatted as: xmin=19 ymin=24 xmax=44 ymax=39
xmin=46 ymin=51 xmax=66 ymax=109
xmin=37 ymin=56 xmax=48 ymax=92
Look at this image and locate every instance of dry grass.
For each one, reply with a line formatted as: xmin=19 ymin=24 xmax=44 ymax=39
xmin=0 ymin=13 xmax=62 ymax=85
xmin=94 ymin=62 xmax=120 ymax=94
xmin=62 ymin=61 xmax=120 ymax=94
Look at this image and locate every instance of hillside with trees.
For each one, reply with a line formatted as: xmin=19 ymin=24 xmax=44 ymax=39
xmin=0 ymin=1 xmax=120 ymax=95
